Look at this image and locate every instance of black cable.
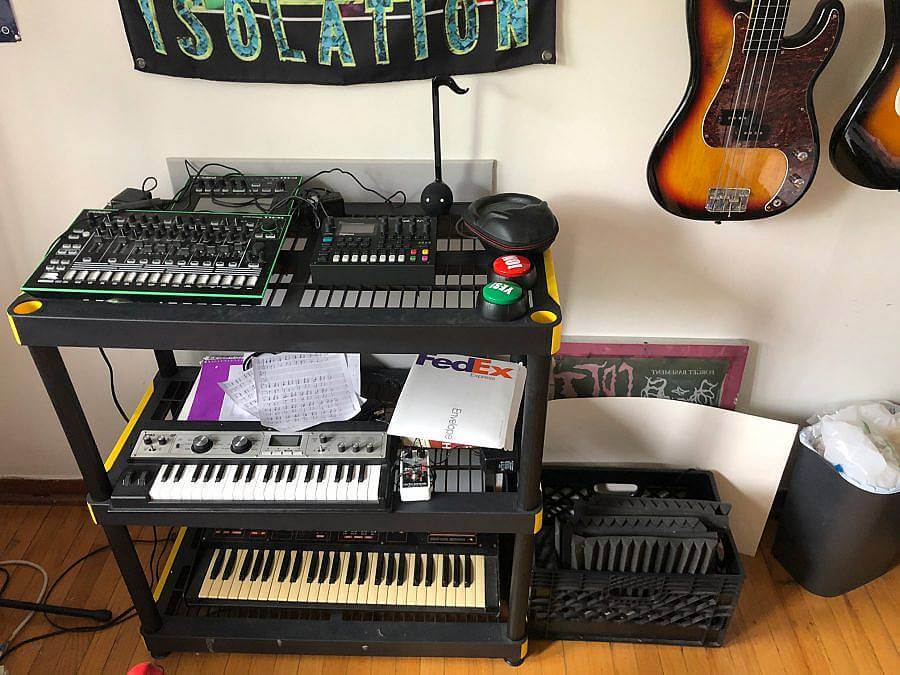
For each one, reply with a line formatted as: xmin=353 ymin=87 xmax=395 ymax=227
xmin=0 ymin=533 xmax=172 ymax=662
xmin=299 ymin=168 xmax=407 ymax=207
xmin=97 ymin=348 xmax=129 ymax=423
xmin=141 ymin=176 xmax=158 ymax=193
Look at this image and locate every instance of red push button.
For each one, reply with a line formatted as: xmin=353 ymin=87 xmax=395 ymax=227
xmin=493 ymin=255 xmax=532 ymax=278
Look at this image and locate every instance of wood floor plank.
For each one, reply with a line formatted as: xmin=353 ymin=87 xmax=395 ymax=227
xmin=2 ymin=511 xmax=898 ymax=674
xmin=28 ymin=518 xmax=111 ymax=675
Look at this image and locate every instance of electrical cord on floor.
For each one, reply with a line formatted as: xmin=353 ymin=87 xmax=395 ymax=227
xmin=0 ymin=560 xmax=49 ymax=661
xmin=98 ymin=348 xmax=129 ymax=423
xmin=0 ymin=530 xmax=175 ymax=663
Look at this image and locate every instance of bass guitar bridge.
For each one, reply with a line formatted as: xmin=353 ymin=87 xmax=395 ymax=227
xmin=706 ymin=188 xmax=750 ymax=213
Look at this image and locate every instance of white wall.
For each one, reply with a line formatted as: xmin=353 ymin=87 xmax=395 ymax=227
xmin=1 ymin=0 xmax=897 ymax=478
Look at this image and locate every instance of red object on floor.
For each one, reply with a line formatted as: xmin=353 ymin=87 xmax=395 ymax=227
xmin=127 ymin=664 xmax=164 ymax=675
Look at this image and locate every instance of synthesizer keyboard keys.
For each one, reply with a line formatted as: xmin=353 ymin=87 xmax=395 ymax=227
xmin=147 ymin=462 xmax=382 ymax=504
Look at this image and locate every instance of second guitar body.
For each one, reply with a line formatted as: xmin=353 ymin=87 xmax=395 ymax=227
xmin=649 ymin=0 xmax=844 ymax=222
xmin=830 ymin=0 xmax=899 ymax=190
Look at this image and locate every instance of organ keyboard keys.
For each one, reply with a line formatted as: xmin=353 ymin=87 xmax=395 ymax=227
xmin=185 ymin=531 xmax=500 ymax=614
xmin=196 ymin=548 xmax=487 ymax=609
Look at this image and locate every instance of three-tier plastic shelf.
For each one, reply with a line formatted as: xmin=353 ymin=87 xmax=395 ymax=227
xmin=7 ymin=202 xmax=562 ymax=665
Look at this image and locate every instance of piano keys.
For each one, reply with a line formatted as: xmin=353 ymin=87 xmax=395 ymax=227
xmin=147 ymin=461 xmax=384 ymax=504
xmin=185 ymin=530 xmax=500 ymax=614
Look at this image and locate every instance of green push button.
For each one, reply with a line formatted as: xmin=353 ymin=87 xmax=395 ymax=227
xmin=482 ymin=282 xmax=523 ymax=305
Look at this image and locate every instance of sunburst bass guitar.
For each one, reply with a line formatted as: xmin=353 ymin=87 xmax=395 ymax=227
xmin=648 ymin=0 xmax=844 ymax=222
xmin=831 ymin=0 xmax=899 ymax=190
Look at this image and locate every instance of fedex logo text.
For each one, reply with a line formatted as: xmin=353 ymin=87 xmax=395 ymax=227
xmin=416 ymin=354 xmax=514 ymax=379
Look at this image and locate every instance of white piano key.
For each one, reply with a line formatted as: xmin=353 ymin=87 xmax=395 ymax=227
xmin=416 ymin=291 xmax=430 ymax=308
xmin=366 ymin=465 xmax=381 ymax=502
xmin=314 ymin=290 xmax=330 ymax=308
xmin=387 ymin=290 xmax=402 ymax=308
xmin=373 ymin=291 xmax=388 ymax=308
xmin=259 ymin=467 xmax=275 ymax=501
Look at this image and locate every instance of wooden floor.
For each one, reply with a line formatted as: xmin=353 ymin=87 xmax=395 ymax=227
xmin=0 ymin=505 xmax=896 ymax=674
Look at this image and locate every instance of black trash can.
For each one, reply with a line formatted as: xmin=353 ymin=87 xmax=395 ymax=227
xmin=773 ymin=439 xmax=900 ymax=597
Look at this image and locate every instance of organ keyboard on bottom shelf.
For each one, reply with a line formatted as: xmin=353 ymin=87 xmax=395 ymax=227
xmin=186 ymin=530 xmax=500 ymax=613
xmin=111 ymin=423 xmax=393 ymax=510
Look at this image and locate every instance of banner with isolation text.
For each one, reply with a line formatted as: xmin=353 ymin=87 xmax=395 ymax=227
xmin=119 ymin=0 xmax=556 ymax=85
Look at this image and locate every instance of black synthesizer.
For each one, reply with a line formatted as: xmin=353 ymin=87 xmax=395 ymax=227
xmin=170 ymin=174 xmax=302 ymax=218
xmin=185 ymin=529 xmax=499 ymax=613
xmin=21 ymin=209 xmax=290 ymax=301
xmin=309 ymin=215 xmax=437 ymax=287
xmin=111 ymin=422 xmax=393 ymax=510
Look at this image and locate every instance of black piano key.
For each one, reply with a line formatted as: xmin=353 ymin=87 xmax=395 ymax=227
xmin=275 ymin=464 xmax=285 ymax=482
xmin=287 ymin=464 xmax=298 ymax=483
xmin=290 ymin=550 xmax=304 ymax=583
xmin=304 ymin=464 xmax=314 ymax=482
xmin=306 ymin=551 xmax=320 ymax=583
xmin=345 ymin=464 xmax=356 ymax=483
xmin=233 ymin=465 xmax=244 ymax=482
xmin=209 ymin=549 xmax=226 ymax=580
xmin=425 ymin=554 xmax=435 ymax=586
xmin=246 ymin=465 xmax=257 ymax=482
xmin=190 ymin=465 xmax=204 ymax=483
xmin=175 ymin=464 xmax=187 ymax=481
xmin=317 ymin=551 xmax=331 ymax=583
xmin=358 ymin=465 xmax=367 ymax=483
xmin=397 ymin=553 xmax=407 ymax=585
xmin=453 ymin=554 xmax=462 ymax=587
xmin=202 ymin=465 xmax=215 ymax=482
xmin=238 ymin=549 xmax=253 ymax=581
xmin=374 ymin=552 xmax=385 ymax=585
xmin=250 ymin=550 xmax=264 ymax=581
xmin=442 ymin=554 xmax=450 ymax=587
xmin=464 ymin=555 xmax=474 ymax=587
xmin=261 ymin=549 xmax=276 ymax=581
xmin=162 ymin=464 xmax=174 ymax=481
xmin=278 ymin=549 xmax=292 ymax=582
xmin=222 ymin=549 xmax=237 ymax=580
xmin=263 ymin=464 xmax=274 ymax=482
xmin=215 ymin=464 xmax=226 ymax=482
xmin=345 ymin=551 xmax=357 ymax=584
xmin=385 ymin=553 xmax=396 ymax=585
xmin=328 ymin=553 xmax=341 ymax=584
xmin=316 ymin=465 xmax=327 ymax=483
xmin=357 ymin=551 xmax=369 ymax=584
xmin=413 ymin=554 xmax=423 ymax=586
xmin=335 ymin=464 xmax=344 ymax=482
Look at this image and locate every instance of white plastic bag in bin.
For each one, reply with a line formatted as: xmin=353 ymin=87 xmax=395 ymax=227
xmin=800 ymin=401 xmax=900 ymax=494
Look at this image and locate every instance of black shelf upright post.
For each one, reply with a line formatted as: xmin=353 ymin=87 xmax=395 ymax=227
xmin=28 ymin=345 xmax=163 ymax=633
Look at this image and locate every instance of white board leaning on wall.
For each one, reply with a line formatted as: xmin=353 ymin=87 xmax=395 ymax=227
xmin=544 ymin=397 xmax=799 ymax=556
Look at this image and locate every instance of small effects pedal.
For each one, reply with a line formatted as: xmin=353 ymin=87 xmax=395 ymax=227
xmin=310 ymin=215 xmax=437 ymax=287
xmin=399 ymin=447 xmax=433 ymax=502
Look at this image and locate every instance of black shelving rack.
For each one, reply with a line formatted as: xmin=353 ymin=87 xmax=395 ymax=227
xmin=7 ymin=203 xmax=562 ymax=665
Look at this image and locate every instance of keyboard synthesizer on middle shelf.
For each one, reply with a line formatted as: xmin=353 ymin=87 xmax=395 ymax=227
xmin=111 ymin=422 xmax=393 ymax=510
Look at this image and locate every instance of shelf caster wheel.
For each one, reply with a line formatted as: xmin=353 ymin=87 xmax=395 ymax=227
xmin=504 ymin=658 xmax=525 ymax=667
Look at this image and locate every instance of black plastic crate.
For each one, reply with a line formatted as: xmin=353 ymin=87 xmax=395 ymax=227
xmin=530 ymin=466 xmax=745 ymax=646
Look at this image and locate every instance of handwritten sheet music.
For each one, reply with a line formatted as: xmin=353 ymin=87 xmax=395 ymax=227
xmin=218 ymin=365 xmax=260 ymax=421
xmin=252 ymin=353 xmax=362 ymax=432
xmin=219 ymin=368 xmax=260 ymax=418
